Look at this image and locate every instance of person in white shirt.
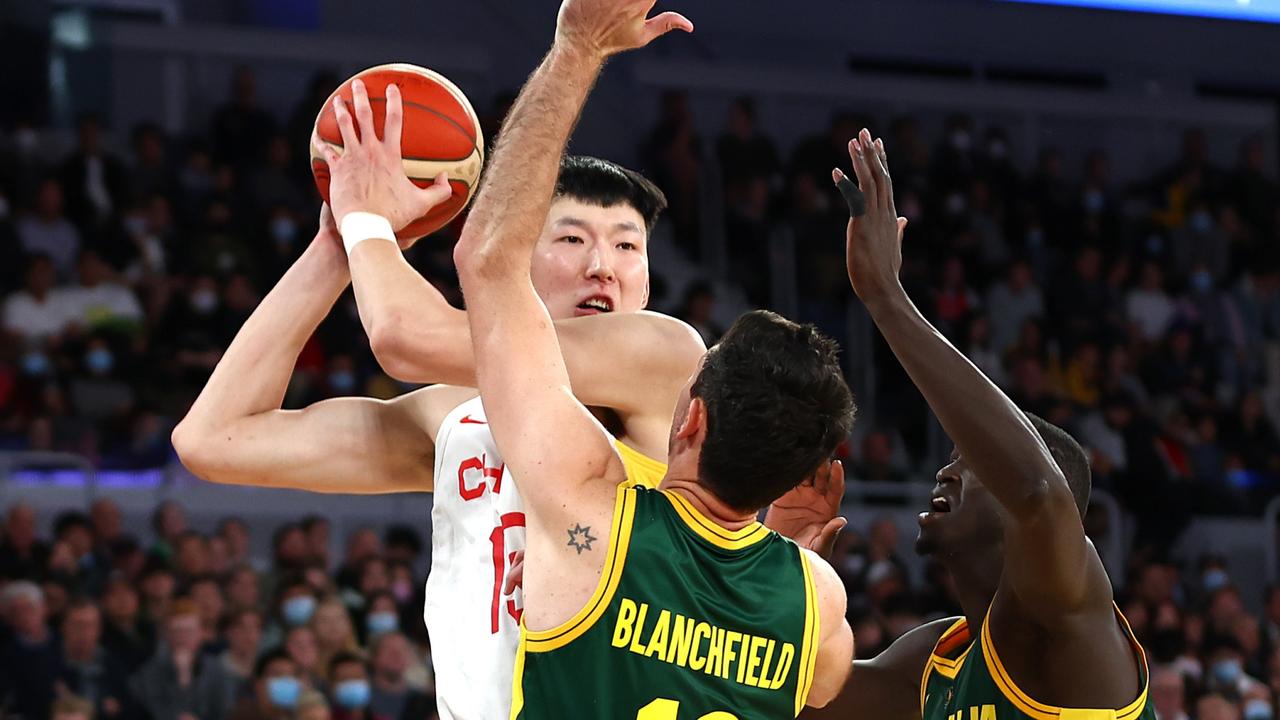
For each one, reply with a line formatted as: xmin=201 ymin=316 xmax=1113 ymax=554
xmin=62 ymin=249 xmax=144 ymax=332
xmin=16 ymin=179 xmax=81 ymax=279
xmin=1126 ymin=261 xmax=1176 ymax=341
xmin=3 ymin=254 xmax=77 ymax=344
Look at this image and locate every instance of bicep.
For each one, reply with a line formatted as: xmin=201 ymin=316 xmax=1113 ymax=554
xmin=1002 ymin=489 xmax=1112 ymax=622
xmin=556 ymin=312 xmax=705 ymax=414
xmin=184 ymin=394 xmax=435 ymax=494
xmin=806 ymin=550 xmax=854 ymax=709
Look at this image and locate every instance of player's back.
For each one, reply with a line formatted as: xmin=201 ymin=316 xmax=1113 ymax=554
xmin=426 ymin=397 xmax=668 ymax=720
xmin=512 ymin=484 xmax=820 ymax=720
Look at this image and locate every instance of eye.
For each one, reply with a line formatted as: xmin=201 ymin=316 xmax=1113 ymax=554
xmin=559 ymin=235 xmax=584 ymax=244
xmin=617 ymin=241 xmax=638 ymax=251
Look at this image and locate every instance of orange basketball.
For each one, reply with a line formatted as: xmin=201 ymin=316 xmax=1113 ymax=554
xmin=311 ymin=64 xmax=484 ymax=240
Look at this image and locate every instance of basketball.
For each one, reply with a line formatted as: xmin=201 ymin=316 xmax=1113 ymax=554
xmin=310 ymin=63 xmax=484 ymax=240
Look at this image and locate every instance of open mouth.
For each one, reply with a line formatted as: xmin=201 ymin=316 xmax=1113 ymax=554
xmin=919 ymin=495 xmax=952 ymax=525
xmin=576 ymin=296 xmax=614 ymax=315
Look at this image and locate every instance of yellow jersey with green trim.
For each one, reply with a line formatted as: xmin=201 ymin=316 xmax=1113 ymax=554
xmin=511 ymin=484 xmax=820 ymax=720
xmin=921 ymin=607 xmax=1154 ymax=720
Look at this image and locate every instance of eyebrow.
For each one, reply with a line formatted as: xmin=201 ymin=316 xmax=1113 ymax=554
xmin=553 ymin=216 xmax=644 ymax=236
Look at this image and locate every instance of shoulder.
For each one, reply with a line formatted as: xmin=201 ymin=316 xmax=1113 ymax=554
xmin=636 ymin=310 xmax=707 ymax=355
xmin=800 ymin=548 xmax=847 ymax=637
xmin=398 ymin=384 xmax=477 ymax=435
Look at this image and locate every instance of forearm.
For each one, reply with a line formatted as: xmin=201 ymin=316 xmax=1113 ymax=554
xmin=458 ymin=44 xmax=602 ymax=272
xmin=865 ymin=288 xmax=1064 ymax=512
xmin=176 ymin=236 xmax=350 ymax=437
xmin=348 ymin=241 xmax=469 ymax=382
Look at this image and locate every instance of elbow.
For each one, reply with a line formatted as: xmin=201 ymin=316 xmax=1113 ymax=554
xmin=367 ymin=311 xmax=417 ymax=381
xmin=454 ymin=229 xmax=519 ymax=282
xmin=170 ymin=420 xmax=218 ymax=482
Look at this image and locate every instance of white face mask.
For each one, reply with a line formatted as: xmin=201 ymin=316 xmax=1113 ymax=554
xmin=190 ymin=289 xmax=219 ymax=314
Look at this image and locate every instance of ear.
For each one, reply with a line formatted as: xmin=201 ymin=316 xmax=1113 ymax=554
xmin=641 ymin=278 xmax=650 ymax=309
xmin=676 ymin=397 xmax=706 ymax=441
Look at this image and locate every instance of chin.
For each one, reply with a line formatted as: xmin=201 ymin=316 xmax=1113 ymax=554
xmin=914 ymin=531 xmax=938 ymax=557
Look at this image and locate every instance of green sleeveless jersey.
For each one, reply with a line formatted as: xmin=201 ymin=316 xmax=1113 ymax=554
xmin=921 ymin=607 xmax=1155 ymax=720
xmin=511 ymin=483 xmax=820 ymax=720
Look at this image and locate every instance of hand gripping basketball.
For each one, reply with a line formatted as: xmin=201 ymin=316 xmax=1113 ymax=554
xmin=313 ymin=79 xmax=453 ymax=235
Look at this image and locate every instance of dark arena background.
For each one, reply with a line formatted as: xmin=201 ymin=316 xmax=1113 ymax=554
xmin=2 ymin=1 xmax=1280 ymax=719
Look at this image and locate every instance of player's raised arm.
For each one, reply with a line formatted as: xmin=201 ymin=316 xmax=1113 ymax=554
xmin=448 ymin=0 xmax=692 ymax=515
xmin=837 ymin=129 xmax=1109 ymax=623
xmin=171 ymin=206 xmax=458 ymax=495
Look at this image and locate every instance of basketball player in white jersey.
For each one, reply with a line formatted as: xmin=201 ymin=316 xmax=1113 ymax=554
xmin=173 ymin=95 xmax=845 ymax=720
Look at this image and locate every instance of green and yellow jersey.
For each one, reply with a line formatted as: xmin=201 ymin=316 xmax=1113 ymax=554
xmin=512 ymin=483 xmax=820 ymax=720
xmin=921 ymin=607 xmax=1154 ymax=720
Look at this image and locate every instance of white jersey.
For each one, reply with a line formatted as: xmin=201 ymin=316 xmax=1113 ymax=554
xmin=423 ymin=396 xmax=667 ymax=720
xmin=425 ymin=397 xmax=526 ymax=720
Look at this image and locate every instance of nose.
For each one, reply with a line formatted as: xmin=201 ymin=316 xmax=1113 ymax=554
xmin=585 ymin=241 xmax=616 ymax=284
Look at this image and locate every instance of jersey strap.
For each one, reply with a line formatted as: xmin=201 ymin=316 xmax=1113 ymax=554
xmin=613 ymin=439 xmax=667 ymax=489
xmin=920 ymin=616 xmax=971 ymax=715
xmin=661 ymin=490 xmax=771 ymax=551
xmin=979 ymin=604 xmax=1151 ymax=720
xmin=794 ymin=549 xmax=821 ymax=716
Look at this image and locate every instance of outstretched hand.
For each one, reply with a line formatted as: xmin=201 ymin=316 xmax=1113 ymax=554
xmin=764 ymin=460 xmax=848 ymax=560
xmin=555 ymin=0 xmax=693 ymax=61
xmin=835 ymin=128 xmax=909 ymax=304
xmin=313 ymin=79 xmax=453 ymax=235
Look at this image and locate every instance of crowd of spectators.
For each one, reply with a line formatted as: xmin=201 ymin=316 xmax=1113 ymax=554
xmin=0 ymin=499 xmax=435 ymax=720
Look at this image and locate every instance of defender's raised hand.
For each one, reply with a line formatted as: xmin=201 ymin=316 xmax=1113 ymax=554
xmin=555 ymin=0 xmax=693 ymax=61
xmin=764 ymin=460 xmax=848 ymax=560
xmin=314 ymin=80 xmax=453 ymax=236
xmin=835 ymin=128 xmax=909 ymax=304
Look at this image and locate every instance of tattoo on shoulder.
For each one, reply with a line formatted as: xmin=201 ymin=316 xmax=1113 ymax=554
xmin=566 ymin=523 xmax=598 ymax=554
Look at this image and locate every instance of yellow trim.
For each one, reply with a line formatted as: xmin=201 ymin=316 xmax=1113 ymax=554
xmin=979 ymin=605 xmax=1151 ymax=720
xmin=509 ymin=628 xmax=527 ymax=720
xmin=928 ymin=645 xmax=972 ymax=679
xmin=614 ymin=440 xmax=667 ymax=489
xmin=662 ymin=490 xmax=771 ymax=551
xmin=524 ymin=484 xmax=637 ymax=652
xmin=794 ymin=549 xmax=821 ymax=716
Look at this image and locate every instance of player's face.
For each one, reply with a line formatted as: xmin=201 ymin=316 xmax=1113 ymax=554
xmin=915 ymin=448 xmax=1003 ymax=558
xmin=531 ymin=198 xmax=650 ymax=321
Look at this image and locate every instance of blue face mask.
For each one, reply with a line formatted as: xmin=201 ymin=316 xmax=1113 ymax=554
xmin=282 ymin=595 xmax=316 ymax=626
xmin=266 ymin=676 xmax=301 ymax=708
xmin=22 ymin=351 xmax=51 ymax=377
xmin=1245 ymin=699 xmax=1274 ymax=720
xmin=1191 ymin=211 xmax=1213 ymax=234
xmin=366 ymin=611 xmax=398 ymax=636
xmin=271 ymin=217 xmax=296 ymax=245
xmin=1211 ymin=658 xmax=1243 ymax=686
xmin=329 ymin=371 xmax=356 ymax=394
xmin=1203 ymin=568 xmax=1230 ymax=593
xmin=333 ymin=679 xmax=371 ymax=709
xmin=86 ymin=348 xmax=114 ymax=375
xmin=1192 ymin=271 xmax=1214 ymax=294
xmin=1083 ymin=189 xmax=1105 ymax=215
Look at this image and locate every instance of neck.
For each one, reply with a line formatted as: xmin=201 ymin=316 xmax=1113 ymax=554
xmin=939 ymin=547 xmax=1004 ymax=630
xmin=67 ymin=645 xmax=95 ymax=663
xmin=374 ymin=673 xmax=404 ymax=692
xmin=657 ymin=476 xmax=758 ymax=531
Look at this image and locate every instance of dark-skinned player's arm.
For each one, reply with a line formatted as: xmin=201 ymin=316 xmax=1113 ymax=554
xmin=800 ymin=618 xmax=956 ymax=720
xmin=347 ymin=239 xmax=706 ymax=424
xmin=171 ymin=205 xmax=465 ymax=494
xmin=837 ymin=128 xmax=1110 ymax=625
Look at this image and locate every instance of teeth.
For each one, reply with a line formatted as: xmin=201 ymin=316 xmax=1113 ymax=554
xmin=581 ymin=298 xmax=612 ymax=311
xmin=931 ymin=497 xmax=950 ymax=512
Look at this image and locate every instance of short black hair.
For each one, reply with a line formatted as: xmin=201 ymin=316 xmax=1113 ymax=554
xmin=691 ymin=310 xmax=855 ymax=512
xmin=554 ymin=156 xmax=667 ymax=233
xmin=384 ymin=525 xmax=423 ymax=556
xmin=254 ymin=648 xmax=296 ymax=679
xmin=1025 ymin=413 xmax=1091 ymax=516
xmin=54 ymin=511 xmax=91 ymax=539
xmin=327 ymin=650 xmax=366 ymax=680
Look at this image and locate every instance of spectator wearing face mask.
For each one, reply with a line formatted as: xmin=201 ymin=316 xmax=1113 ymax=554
xmin=326 ymin=653 xmax=372 ymax=720
xmin=227 ymin=650 xmax=302 ymax=720
xmin=260 ymin=575 xmax=316 ymax=650
xmin=361 ymin=592 xmax=400 ymax=645
xmin=1204 ymin=636 xmax=1268 ymax=700
xmin=367 ymin=633 xmax=433 ymax=720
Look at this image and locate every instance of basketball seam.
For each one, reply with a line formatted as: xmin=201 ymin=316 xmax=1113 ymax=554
xmin=316 ymin=97 xmax=481 ymax=162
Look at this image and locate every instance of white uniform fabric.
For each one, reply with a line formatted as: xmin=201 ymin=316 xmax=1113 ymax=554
xmin=424 ymin=396 xmax=527 ymax=720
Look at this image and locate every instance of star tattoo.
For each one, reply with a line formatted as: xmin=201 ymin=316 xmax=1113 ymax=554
xmin=566 ymin=523 xmax=597 ymax=554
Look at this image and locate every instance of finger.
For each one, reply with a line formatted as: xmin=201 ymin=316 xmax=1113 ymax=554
xmin=351 ymin=79 xmax=376 ymax=144
xmin=641 ymin=11 xmax=694 ymax=45
xmin=860 ymin=128 xmax=887 ymax=207
xmin=874 ymin=137 xmax=895 ymax=214
xmin=826 ymin=459 xmax=846 ymax=503
xmin=847 ymin=137 xmax=879 ymax=212
xmin=503 ymin=561 xmax=523 ymax=595
xmin=332 ymin=96 xmax=359 ymax=151
xmin=832 ymin=167 xmax=866 ymax=218
xmin=383 ymin=82 xmax=404 ymax=152
xmin=897 ymin=217 xmax=909 ymax=242
xmin=312 ymin=131 xmax=341 ymax=166
xmin=416 ymin=172 xmax=453 ymax=215
xmin=814 ymin=517 xmax=848 ymax=560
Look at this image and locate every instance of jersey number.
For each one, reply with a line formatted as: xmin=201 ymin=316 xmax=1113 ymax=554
xmin=636 ymin=698 xmax=737 ymax=720
xmin=489 ymin=512 xmax=525 ymax=634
